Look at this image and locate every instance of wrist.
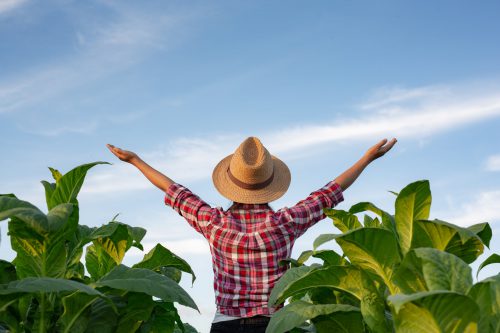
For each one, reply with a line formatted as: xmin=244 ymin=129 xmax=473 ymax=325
xmin=129 ymin=155 xmax=141 ymax=165
xmin=360 ymin=154 xmax=373 ymax=165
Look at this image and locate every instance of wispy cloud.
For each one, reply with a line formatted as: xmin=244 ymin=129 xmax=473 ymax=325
xmin=264 ymin=84 xmax=500 ymax=153
xmin=0 ymin=2 xmax=202 ymax=115
xmin=14 ymin=109 xmax=150 ymax=137
xmin=0 ymin=0 xmax=27 ymax=16
xmin=358 ymin=85 xmax=448 ymax=111
xmin=485 ymin=154 xmax=500 ymax=172
xmin=18 ymin=119 xmax=100 ymax=136
xmin=443 ymin=190 xmax=500 ymax=228
xmin=84 ymin=81 xmax=500 ymax=194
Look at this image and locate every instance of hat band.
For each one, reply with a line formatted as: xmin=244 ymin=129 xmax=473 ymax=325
xmin=227 ymin=167 xmax=274 ymax=190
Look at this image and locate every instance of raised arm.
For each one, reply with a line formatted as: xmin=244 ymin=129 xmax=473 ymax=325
xmin=334 ymin=138 xmax=397 ymax=191
xmin=106 ymin=144 xmax=174 ymax=192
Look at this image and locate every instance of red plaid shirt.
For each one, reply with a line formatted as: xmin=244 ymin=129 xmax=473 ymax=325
xmin=164 ymin=181 xmax=344 ymax=317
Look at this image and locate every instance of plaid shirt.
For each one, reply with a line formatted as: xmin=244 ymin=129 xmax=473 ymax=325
xmin=164 ymin=181 xmax=344 ymax=317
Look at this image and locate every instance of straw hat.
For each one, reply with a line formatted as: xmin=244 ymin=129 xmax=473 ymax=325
xmin=212 ymin=137 xmax=291 ymax=204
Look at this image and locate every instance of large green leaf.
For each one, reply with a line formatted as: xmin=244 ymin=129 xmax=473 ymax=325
xmin=394 ymin=180 xmax=431 ymax=255
xmin=88 ymin=222 xmax=146 ymax=264
xmin=413 ymin=219 xmax=484 ymax=264
xmin=269 ymin=265 xmax=388 ymax=333
xmin=9 ymin=222 xmax=67 ymax=279
xmin=414 ymin=248 xmax=472 ymax=294
xmin=133 ymin=244 xmax=196 ymax=284
xmin=324 ymin=209 xmax=362 ymax=233
xmin=9 ymin=227 xmax=47 ymax=279
xmin=0 ymin=277 xmax=104 ymax=297
xmin=0 ymin=196 xmax=48 ymax=235
xmin=3 ymin=200 xmax=76 ymax=280
xmin=84 ymin=296 xmax=120 ymax=333
xmin=85 ymin=244 xmax=117 ymax=281
xmin=388 ymin=291 xmax=479 ymax=333
xmin=393 ymin=250 xmax=428 ymax=294
xmin=265 ymin=301 xmax=360 ymax=333
xmin=58 ymin=292 xmax=100 ymax=333
xmin=46 ymin=203 xmax=74 ymax=234
xmin=467 ymin=274 xmax=500 ymax=333
xmin=445 ymin=233 xmax=484 ymax=264
xmin=44 ymin=240 xmax=67 ymax=278
xmin=315 ymin=228 xmax=401 ymax=293
xmin=1 ymin=277 xmax=107 ymax=331
xmin=394 ymin=248 xmax=474 ymax=295
xmin=139 ymin=301 xmax=181 ymax=333
xmin=115 ymin=293 xmax=155 ymax=333
xmin=96 ymin=265 xmax=198 ymax=311
xmin=311 ymin=311 xmax=365 ymax=333
xmin=269 ymin=265 xmax=319 ymax=306
xmin=48 ymin=162 xmax=109 ymax=209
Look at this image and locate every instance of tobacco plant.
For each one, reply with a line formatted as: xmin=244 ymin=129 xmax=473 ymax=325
xmin=267 ymin=180 xmax=500 ymax=333
xmin=0 ymin=162 xmax=199 ymax=333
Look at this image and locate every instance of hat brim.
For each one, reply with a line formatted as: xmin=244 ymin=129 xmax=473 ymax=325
xmin=212 ymin=154 xmax=291 ymax=204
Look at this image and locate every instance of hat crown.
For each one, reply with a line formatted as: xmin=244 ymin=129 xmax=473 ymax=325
xmin=229 ymin=137 xmax=273 ymax=185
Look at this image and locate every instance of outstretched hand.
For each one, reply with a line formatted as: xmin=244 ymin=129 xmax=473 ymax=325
xmin=106 ymin=144 xmax=138 ymax=163
xmin=334 ymin=138 xmax=397 ymax=191
xmin=365 ymin=138 xmax=397 ymax=162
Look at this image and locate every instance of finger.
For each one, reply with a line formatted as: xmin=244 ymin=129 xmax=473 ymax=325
xmin=375 ymin=138 xmax=388 ymax=150
xmin=380 ymin=138 xmax=397 ymax=153
xmin=106 ymin=145 xmax=117 ymax=154
xmin=386 ymin=138 xmax=397 ymax=149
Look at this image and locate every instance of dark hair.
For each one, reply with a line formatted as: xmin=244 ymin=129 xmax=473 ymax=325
xmin=227 ymin=202 xmax=273 ymax=211
xmin=228 ymin=202 xmax=241 ymax=210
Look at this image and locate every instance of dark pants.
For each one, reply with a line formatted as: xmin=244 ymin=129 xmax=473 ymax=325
xmin=210 ymin=316 xmax=270 ymax=333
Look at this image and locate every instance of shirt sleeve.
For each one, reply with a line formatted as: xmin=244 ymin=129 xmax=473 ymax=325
xmin=164 ymin=183 xmax=213 ymax=237
xmin=281 ymin=181 xmax=344 ymax=239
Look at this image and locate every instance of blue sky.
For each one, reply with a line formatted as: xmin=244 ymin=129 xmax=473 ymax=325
xmin=1 ymin=0 xmax=500 ymax=331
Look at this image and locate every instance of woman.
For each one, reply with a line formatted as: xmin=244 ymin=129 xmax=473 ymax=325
xmin=107 ymin=136 xmax=397 ymax=333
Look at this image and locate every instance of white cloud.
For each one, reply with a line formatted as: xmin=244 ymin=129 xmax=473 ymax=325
xmin=264 ymin=85 xmax=500 ymax=154
xmin=485 ymin=154 xmax=500 ymax=172
xmin=84 ymin=82 xmax=500 ymax=194
xmin=0 ymin=0 xmax=27 ymax=15
xmin=443 ymin=190 xmax=500 ymax=227
xmin=359 ymin=85 xmax=448 ymax=110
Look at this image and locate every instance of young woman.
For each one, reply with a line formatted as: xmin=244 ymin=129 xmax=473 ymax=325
xmin=107 ymin=136 xmax=397 ymax=333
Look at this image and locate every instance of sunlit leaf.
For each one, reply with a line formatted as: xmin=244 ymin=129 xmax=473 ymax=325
xmin=394 ymin=180 xmax=431 ymax=256
xmin=324 ymin=209 xmax=362 ymax=233
xmin=96 ymin=265 xmax=198 ymax=311
xmin=133 ymin=244 xmax=196 ymax=284
xmin=266 ymin=301 xmax=360 ymax=333
xmin=388 ymin=291 xmax=479 ymax=333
